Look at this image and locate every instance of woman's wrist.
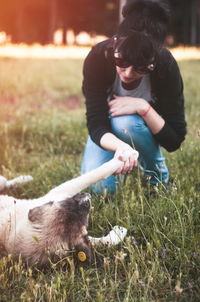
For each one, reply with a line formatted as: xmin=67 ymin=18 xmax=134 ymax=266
xmin=138 ymin=101 xmax=151 ymax=117
xmin=140 ymin=103 xmax=151 ymax=117
xmin=100 ymin=133 xmax=126 ymax=152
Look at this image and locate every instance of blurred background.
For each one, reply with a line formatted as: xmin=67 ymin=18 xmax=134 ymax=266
xmin=0 ymin=0 xmax=199 ymax=47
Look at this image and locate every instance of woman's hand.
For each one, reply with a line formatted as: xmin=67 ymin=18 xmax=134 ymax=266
xmin=109 ymin=95 xmax=147 ymax=117
xmin=100 ymin=133 xmax=139 ymax=175
xmin=108 ymin=96 xmax=165 ymax=134
xmin=114 ymin=142 xmax=139 ymax=174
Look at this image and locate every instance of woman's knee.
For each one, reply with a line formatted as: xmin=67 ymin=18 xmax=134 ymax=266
xmin=111 ymin=114 xmax=148 ymax=142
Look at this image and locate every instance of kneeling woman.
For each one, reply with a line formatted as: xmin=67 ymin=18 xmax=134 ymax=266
xmin=81 ymin=30 xmax=186 ymax=194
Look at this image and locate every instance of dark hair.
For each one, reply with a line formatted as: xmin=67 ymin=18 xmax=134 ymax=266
xmin=114 ymin=31 xmax=156 ymax=69
xmin=118 ymin=0 xmax=170 ymax=46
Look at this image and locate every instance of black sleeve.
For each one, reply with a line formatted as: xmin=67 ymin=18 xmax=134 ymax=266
xmin=82 ymin=42 xmax=114 ymax=146
xmin=152 ymin=49 xmax=187 ymax=152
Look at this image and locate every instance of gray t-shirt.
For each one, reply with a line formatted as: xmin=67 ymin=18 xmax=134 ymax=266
xmin=109 ymin=74 xmax=152 ymax=102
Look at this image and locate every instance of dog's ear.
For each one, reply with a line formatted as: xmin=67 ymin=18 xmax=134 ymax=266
xmin=28 ymin=201 xmax=53 ymax=223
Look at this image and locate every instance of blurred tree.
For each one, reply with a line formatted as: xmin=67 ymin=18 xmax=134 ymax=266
xmin=190 ymin=0 xmax=200 ymax=44
xmin=0 ymin=0 xmax=199 ymax=45
xmin=0 ymin=0 xmax=52 ymax=43
xmin=48 ymin=0 xmax=58 ymax=43
xmin=0 ymin=0 xmax=118 ymax=44
xmin=119 ymin=0 xmax=126 ymax=23
xmin=168 ymin=0 xmax=200 ymax=45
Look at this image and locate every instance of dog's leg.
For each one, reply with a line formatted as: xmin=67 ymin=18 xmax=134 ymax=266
xmin=89 ymin=226 xmax=127 ymax=247
xmin=0 ymin=175 xmax=33 ymax=192
xmin=6 ymin=175 xmax=33 ymax=188
xmin=0 ymin=176 xmax=7 ymax=191
xmin=43 ymin=158 xmax=124 ymax=202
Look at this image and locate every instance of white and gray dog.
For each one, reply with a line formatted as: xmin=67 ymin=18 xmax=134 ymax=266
xmin=0 ymin=158 xmax=132 ymax=266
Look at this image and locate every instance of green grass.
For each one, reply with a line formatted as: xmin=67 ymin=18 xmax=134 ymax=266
xmin=0 ymin=56 xmax=200 ymax=302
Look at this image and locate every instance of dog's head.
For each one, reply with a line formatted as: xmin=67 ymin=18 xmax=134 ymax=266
xmin=27 ymin=192 xmax=94 ymax=265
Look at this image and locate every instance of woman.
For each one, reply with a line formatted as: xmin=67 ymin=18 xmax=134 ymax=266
xmin=81 ymin=0 xmax=187 ymax=193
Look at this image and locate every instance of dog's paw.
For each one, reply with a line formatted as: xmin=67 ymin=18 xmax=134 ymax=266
xmin=113 ymin=225 xmax=128 ymax=240
xmin=0 ymin=176 xmax=8 ymax=191
xmin=89 ymin=225 xmax=127 ymax=247
xmin=6 ymin=175 xmax=33 ymax=188
xmin=104 ymin=225 xmax=127 ymax=246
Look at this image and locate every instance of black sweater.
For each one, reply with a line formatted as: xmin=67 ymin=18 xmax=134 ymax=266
xmin=82 ymin=38 xmax=187 ymax=152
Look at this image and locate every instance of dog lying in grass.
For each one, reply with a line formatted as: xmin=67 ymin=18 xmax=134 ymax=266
xmin=0 ymin=158 xmax=131 ymax=266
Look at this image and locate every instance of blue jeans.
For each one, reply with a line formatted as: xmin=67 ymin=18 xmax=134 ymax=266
xmin=81 ymin=114 xmax=169 ymax=193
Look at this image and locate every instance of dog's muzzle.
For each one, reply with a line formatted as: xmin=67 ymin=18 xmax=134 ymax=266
xmin=78 ymin=193 xmax=91 ymax=210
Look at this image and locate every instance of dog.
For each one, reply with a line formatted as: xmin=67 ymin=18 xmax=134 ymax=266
xmin=0 ymin=158 xmax=131 ymax=266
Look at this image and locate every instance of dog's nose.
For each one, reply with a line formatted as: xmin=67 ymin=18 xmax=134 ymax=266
xmin=79 ymin=193 xmax=91 ymax=209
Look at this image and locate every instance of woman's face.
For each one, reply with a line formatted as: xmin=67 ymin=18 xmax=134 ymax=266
xmin=116 ymin=65 xmax=144 ymax=83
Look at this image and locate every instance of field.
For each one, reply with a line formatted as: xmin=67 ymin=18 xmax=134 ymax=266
xmin=0 ymin=52 xmax=200 ymax=302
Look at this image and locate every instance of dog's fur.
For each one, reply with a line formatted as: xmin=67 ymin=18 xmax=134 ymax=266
xmin=0 ymin=158 xmax=125 ymax=265
xmin=0 ymin=192 xmax=92 ymax=265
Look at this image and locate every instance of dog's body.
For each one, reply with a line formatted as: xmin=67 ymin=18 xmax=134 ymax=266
xmin=0 ymin=192 xmax=92 ymax=265
xmin=0 ymin=158 xmax=127 ymax=265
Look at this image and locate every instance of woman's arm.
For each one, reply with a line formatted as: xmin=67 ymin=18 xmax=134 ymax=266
xmin=109 ymin=96 xmax=165 ymax=134
xmin=82 ymin=40 xmax=116 ymax=146
xmin=83 ymin=43 xmax=139 ymax=174
xmin=100 ymin=132 xmax=138 ymax=174
xmin=108 ymin=92 xmax=186 ymax=153
xmin=151 ymin=48 xmax=187 ymax=151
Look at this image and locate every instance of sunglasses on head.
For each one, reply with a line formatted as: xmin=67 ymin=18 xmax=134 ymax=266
xmin=114 ymin=54 xmax=155 ymax=74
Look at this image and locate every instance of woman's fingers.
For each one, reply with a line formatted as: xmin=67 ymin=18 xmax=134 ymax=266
xmin=114 ymin=149 xmax=138 ymax=174
xmin=128 ymin=153 xmax=138 ymax=170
